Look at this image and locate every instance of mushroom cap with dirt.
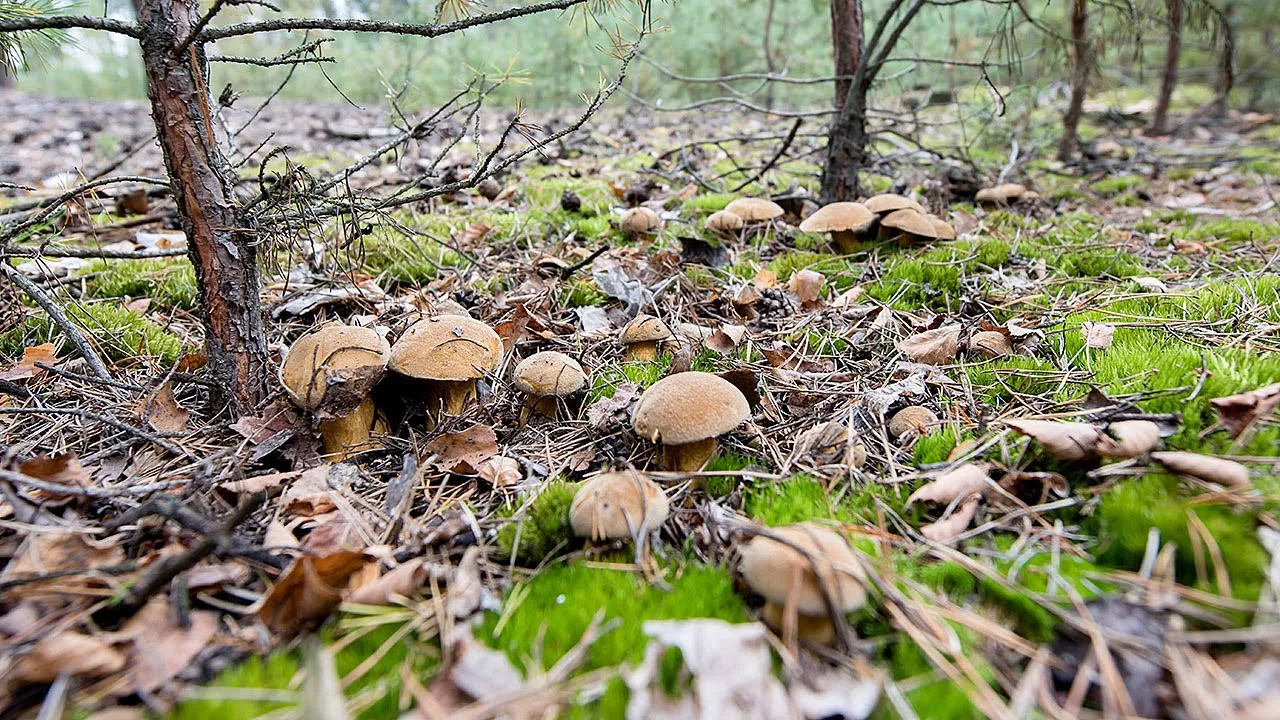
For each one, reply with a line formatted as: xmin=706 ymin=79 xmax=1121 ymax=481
xmin=975 ymin=183 xmax=1028 ymax=205
xmin=888 ymin=405 xmax=939 ymax=439
xmin=738 ymin=523 xmax=866 ymax=616
xmin=706 ymin=210 xmax=745 ymax=233
xmin=513 ymin=351 xmax=586 ymax=398
xmin=724 ymin=197 xmax=784 ymax=222
xmin=620 ymin=206 xmax=661 ymax=235
xmin=619 ymin=314 xmax=673 ymax=361
xmin=389 ymin=315 xmax=502 ymax=417
xmin=863 ymin=193 xmax=924 ymax=216
xmin=569 ymin=471 xmax=670 ymax=542
xmin=879 ymin=208 xmax=939 ymax=242
xmin=281 ymin=323 xmax=390 ymax=418
xmin=631 ymin=371 xmax=751 ymax=471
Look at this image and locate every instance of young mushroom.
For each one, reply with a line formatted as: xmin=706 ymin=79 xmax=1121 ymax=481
xmin=705 ymin=209 xmax=745 ymax=236
xmin=619 ymin=314 xmax=673 ymax=362
xmin=738 ymin=523 xmax=866 ymax=647
xmin=570 ymin=471 xmax=670 ymax=548
xmin=724 ymin=197 xmax=784 ymax=225
xmin=620 ymin=206 xmax=661 ymax=237
xmin=975 ymin=182 xmax=1030 ymax=207
xmin=888 ymin=405 xmax=939 ymax=440
xmin=513 ymin=350 xmax=586 ymax=419
xmin=878 ymin=208 xmax=940 ymax=244
xmin=798 ymin=202 xmax=875 ymax=254
xmin=930 ymin=216 xmax=956 ymax=240
xmin=388 ymin=315 xmax=502 ymax=421
xmin=631 ymin=372 xmax=750 ymax=471
xmin=862 ymin=193 xmax=925 ymax=216
xmin=281 ymin=324 xmax=390 ymax=460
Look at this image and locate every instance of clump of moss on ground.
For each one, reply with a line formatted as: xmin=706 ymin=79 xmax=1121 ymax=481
xmin=86 ymin=258 xmax=197 ymax=309
xmin=1 ymin=303 xmax=184 ymax=365
xmin=496 ymin=479 xmax=578 ymax=565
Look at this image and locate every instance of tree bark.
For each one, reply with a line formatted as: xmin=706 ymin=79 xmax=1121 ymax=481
xmin=821 ymin=0 xmax=864 ymax=202
xmin=137 ymin=0 xmax=268 ymax=412
xmin=1149 ymin=0 xmax=1183 ymax=135
xmin=1212 ymin=2 xmax=1235 ymax=118
xmin=1059 ymin=0 xmax=1089 ymax=161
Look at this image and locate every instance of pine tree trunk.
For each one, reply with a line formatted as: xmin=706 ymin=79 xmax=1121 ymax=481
xmin=820 ymin=0 xmax=864 ymax=202
xmin=1149 ymin=0 xmax=1183 ymax=135
xmin=1212 ymin=2 xmax=1235 ymax=118
xmin=1059 ymin=0 xmax=1089 ymax=161
xmin=137 ymin=0 xmax=269 ymax=412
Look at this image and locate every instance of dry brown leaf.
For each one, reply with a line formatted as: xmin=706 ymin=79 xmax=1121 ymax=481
xmin=1151 ymin=451 xmax=1251 ymax=489
xmin=789 ymin=269 xmax=825 ymax=306
xmin=348 ymin=558 xmax=428 ymax=606
xmin=920 ymin=496 xmax=980 ymax=544
xmin=475 ymin=455 xmax=522 ymax=486
xmin=1005 ymin=418 xmax=1103 ymax=461
xmin=9 ymin=531 xmax=125 ymax=581
xmin=121 ymin=597 xmax=219 ymax=692
xmin=303 ymin=515 xmax=365 ymax=554
xmin=0 ymin=343 xmax=56 ymax=381
xmin=457 ymin=222 xmax=494 ymax=247
xmin=217 ymin=469 xmax=301 ymax=496
xmin=255 ymin=550 xmax=372 ymax=637
xmin=283 ymin=465 xmax=341 ymax=516
xmin=17 ymin=452 xmax=90 ymax=496
xmin=185 ymin=562 xmax=251 ymax=590
xmin=136 ymin=380 xmax=190 ymax=432
xmin=426 ymin=424 xmax=499 ymax=474
xmin=1210 ymin=383 xmax=1280 ymax=438
xmin=907 ymin=463 xmax=989 ymax=506
xmin=429 ymin=625 xmax=526 ymax=710
xmin=11 ymin=631 xmax=126 ymax=685
xmin=897 ymin=325 xmax=961 ymax=365
xmin=1097 ymin=420 xmax=1162 ymax=458
xmin=264 ymin=519 xmax=299 ymax=548
xmin=1082 ymin=321 xmax=1115 ymax=349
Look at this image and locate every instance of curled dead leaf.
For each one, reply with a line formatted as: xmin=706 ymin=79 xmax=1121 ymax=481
xmin=907 ymin=463 xmax=989 ymax=506
xmin=0 ymin=343 xmax=56 ymax=381
xmin=475 ymin=455 xmax=522 ymax=487
xmin=1005 ymin=418 xmax=1103 ymax=461
xmin=1096 ymin=420 xmax=1161 ymax=458
xmin=920 ymin=496 xmax=980 ymax=544
xmin=1082 ymin=321 xmax=1115 ymax=350
xmin=255 ymin=549 xmax=373 ymax=637
xmin=789 ymin=269 xmax=825 ymax=306
xmin=897 ymin=325 xmax=961 ymax=365
xmin=348 ymin=558 xmax=428 ymax=606
xmin=427 ymin=424 xmax=499 ymax=474
xmin=1151 ymin=451 xmax=1250 ymax=489
xmin=17 ymin=452 xmax=90 ymax=498
xmin=1210 ymin=383 xmax=1280 ymax=438
xmin=121 ymin=597 xmax=218 ymax=692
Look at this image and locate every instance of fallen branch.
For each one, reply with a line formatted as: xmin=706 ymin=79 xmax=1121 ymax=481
xmin=0 ymin=262 xmax=111 ymax=380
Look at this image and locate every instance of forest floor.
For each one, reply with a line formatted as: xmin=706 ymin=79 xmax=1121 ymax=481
xmin=2 ymin=91 xmax=1280 ymax=720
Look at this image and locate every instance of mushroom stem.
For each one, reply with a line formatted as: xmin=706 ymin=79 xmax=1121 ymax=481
xmin=433 ymin=380 xmax=478 ymax=416
xmin=528 ymin=396 xmax=559 ymax=418
xmin=624 ymin=342 xmax=659 ymax=362
xmin=761 ymin=602 xmax=837 ymax=647
xmin=319 ymin=398 xmax=377 ymax=460
xmin=658 ymin=437 xmax=718 ymax=472
xmin=831 ymin=229 xmax=860 ymax=254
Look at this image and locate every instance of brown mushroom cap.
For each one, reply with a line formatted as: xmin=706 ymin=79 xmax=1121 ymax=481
xmin=975 ymin=183 xmax=1028 ymax=204
xmin=281 ymin=324 xmax=390 ymax=416
xmin=631 ymin=372 xmax=750 ymax=446
xmin=798 ymin=202 xmax=875 ymax=234
xmin=570 ymin=471 xmax=670 ymax=541
xmin=620 ymin=206 xmax=661 ymax=234
xmin=880 ymin=208 xmax=939 ymax=239
xmin=738 ymin=523 xmax=866 ymax=615
xmin=968 ymin=331 xmax=1013 ymax=358
xmin=930 ymin=216 xmax=957 ymax=240
xmin=620 ymin=314 xmax=673 ymax=345
xmin=513 ymin=351 xmax=586 ymax=397
xmin=706 ymin=210 xmax=745 ymax=232
xmin=888 ymin=405 xmax=940 ymax=439
xmin=724 ymin=197 xmax=784 ymax=221
xmin=863 ymin=193 xmax=924 ymax=215
xmin=389 ymin=315 xmax=501 ymax=381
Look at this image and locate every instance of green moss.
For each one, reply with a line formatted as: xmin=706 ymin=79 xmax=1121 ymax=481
xmin=587 ymin=358 xmax=671 ymax=402
xmin=1 ymin=303 xmax=184 ymax=365
xmin=683 ymin=192 xmax=737 ymax=212
xmin=496 ymin=480 xmax=579 ymax=565
xmin=358 ymin=225 xmax=468 ymax=284
xmin=703 ymin=453 xmax=758 ymax=498
xmin=866 ymin=257 xmax=961 ymax=312
xmin=1182 ymin=218 xmax=1280 ymax=245
xmin=745 ymin=475 xmax=838 ymax=526
xmin=913 ymin=428 xmax=962 ymax=465
xmin=86 ymin=258 xmax=197 ymax=309
xmin=1091 ymin=175 xmax=1144 ymax=198
xmin=561 ymin=277 xmax=607 ymax=308
xmin=882 ymin=636 xmax=981 ymax=720
xmin=1055 ymin=248 xmax=1144 ymax=278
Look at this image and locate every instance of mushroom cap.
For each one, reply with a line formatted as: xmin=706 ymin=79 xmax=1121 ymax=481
xmin=863 ymin=193 xmax=924 ymax=215
xmin=930 ymin=216 xmax=956 ymax=240
xmin=798 ymin=202 xmax=875 ymax=234
xmin=975 ymin=183 xmax=1027 ymax=203
xmin=620 ymin=206 xmax=661 ymax=233
xmin=281 ymin=324 xmax=390 ymax=416
xmin=888 ymin=405 xmax=940 ymax=439
xmin=706 ymin=210 xmax=745 ymax=232
xmin=570 ymin=471 xmax=670 ymax=541
xmin=513 ymin=351 xmax=586 ymax=397
xmin=631 ymin=372 xmax=750 ymax=446
xmin=620 ymin=314 xmax=673 ymax=345
xmin=724 ymin=197 xmax=784 ymax=221
xmin=880 ymin=208 xmax=939 ymax=239
xmin=388 ymin=315 xmax=502 ymax=381
xmin=738 ymin=523 xmax=866 ymax=615
xmin=968 ymin=331 xmax=1013 ymax=358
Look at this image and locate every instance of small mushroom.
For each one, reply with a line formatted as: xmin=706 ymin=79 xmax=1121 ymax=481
xmin=975 ymin=183 xmax=1030 ymax=206
xmin=724 ymin=197 xmax=784 ymax=223
xmin=281 ymin=324 xmax=390 ymax=460
xmin=619 ymin=314 xmax=673 ymax=362
xmin=388 ymin=315 xmax=502 ymax=421
xmin=863 ymin=193 xmax=925 ymax=216
xmin=570 ymin=471 xmax=670 ymax=543
xmin=620 ymin=206 xmax=661 ymax=237
xmin=513 ymin=351 xmax=586 ymax=419
xmin=705 ymin=210 xmax=745 ymax=235
xmin=631 ymin=372 xmax=750 ymax=471
xmin=878 ymin=208 xmax=940 ymax=243
xmin=968 ymin=331 xmax=1013 ymax=358
xmin=798 ymin=202 xmax=875 ymax=254
xmin=930 ymin=216 xmax=957 ymax=240
xmin=888 ymin=405 xmax=939 ymax=439
xmin=738 ymin=523 xmax=866 ymax=646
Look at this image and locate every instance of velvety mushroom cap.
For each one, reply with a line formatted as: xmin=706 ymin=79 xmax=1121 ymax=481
xmin=570 ymin=471 xmax=670 ymax=540
xmin=620 ymin=206 xmax=661 ymax=233
xmin=975 ymin=183 xmax=1027 ymax=203
xmin=881 ymin=209 xmax=939 ymax=239
xmin=513 ymin=351 xmax=586 ymax=397
xmin=620 ymin=314 xmax=672 ymax=345
xmin=281 ymin=324 xmax=390 ymax=415
xmin=798 ymin=202 xmax=875 ymax=233
xmin=388 ymin=315 xmax=501 ymax=381
xmin=888 ymin=405 xmax=940 ymax=439
xmin=706 ymin=210 xmax=745 ymax=232
xmin=930 ymin=216 xmax=957 ymax=240
xmin=863 ymin=193 xmax=924 ymax=215
xmin=724 ymin=197 xmax=784 ymax=221
xmin=631 ymin=372 xmax=750 ymax=446
xmin=738 ymin=523 xmax=866 ymax=615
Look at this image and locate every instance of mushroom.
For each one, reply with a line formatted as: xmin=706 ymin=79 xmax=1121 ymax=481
xmin=888 ymin=405 xmax=939 ymax=439
xmin=619 ymin=314 xmax=673 ymax=362
xmin=862 ymin=193 xmax=925 ymax=216
xmin=974 ymin=183 xmax=1030 ymax=206
xmin=798 ymin=202 xmax=875 ymax=254
xmin=724 ymin=197 xmax=784 ymax=223
xmin=388 ymin=315 xmax=502 ymax=420
xmin=281 ymin=324 xmax=390 ymax=459
xmin=620 ymin=206 xmax=661 ymax=237
xmin=968 ymin=331 xmax=1013 ymax=358
xmin=513 ymin=351 xmax=586 ymax=419
xmin=631 ymin=372 xmax=750 ymax=471
xmin=878 ymin=208 xmax=940 ymax=243
xmin=738 ymin=523 xmax=866 ymax=646
xmin=705 ymin=210 xmax=745 ymax=235
xmin=930 ymin=216 xmax=957 ymax=240
xmin=570 ymin=470 xmax=670 ymax=544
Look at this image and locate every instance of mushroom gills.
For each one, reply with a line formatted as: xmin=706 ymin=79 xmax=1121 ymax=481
xmin=658 ymin=437 xmax=718 ymax=472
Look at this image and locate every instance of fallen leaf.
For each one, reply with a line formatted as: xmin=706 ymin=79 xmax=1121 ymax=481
xmin=575 ymin=305 xmax=612 ymax=335
xmin=1005 ymin=418 xmax=1103 ymax=461
xmin=426 ymin=424 xmax=499 ymax=474
xmin=121 ymin=597 xmax=218 ymax=693
xmin=17 ymin=452 xmax=90 ymax=496
xmin=585 ymin=383 xmax=639 ymax=429
xmin=136 ymin=380 xmax=190 ymax=432
xmin=217 ymin=469 xmax=301 ymax=497
xmin=789 ymin=269 xmax=825 ymax=306
xmin=1210 ymin=383 xmax=1280 ymax=438
xmin=1096 ymin=420 xmax=1162 ymax=458
xmin=348 ymin=558 xmax=428 ymax=606
xmin=907 ymin=463 xmax=989 ymax=506
xmin=898 ymin=325 xmax=961 ymax=365
xmin=283 ymin=464 xmax=346 ymax=516
xmin=11 ymin=631 xmax=126 ymax=685
xmin=457 ymin=222 xmax=494 ymax=247
xmin=1082 ymin=321 xmax=1115 ymax=349
xmin=1132 ymin=276 xmax=1170 ymax=293
xmin=475 ymin=455 xmax=522 ymax=486
xmin=255 ymin=550 xmax=373 ymax=637
xmin=920 ymin=496 xmax=980 ymax=544
xmin=790 ymin=421 xmax=866 ymax=472
xmin=185 ymin=562 xmax=251 ymax=590
xmin=1151 ymin=451 xmax=1250 ymax=489
xmin=9 ymin=531 xmax=125 ymax=582
xmin=429 ymin=625 xmax=526 ymax=709
xmin=761 ymin=344 xmax=833 ymax=373
xmin=264 ymin=519 xmax=299 ymax=548
xmin=0 ymin=343 xmax=56 ymax=381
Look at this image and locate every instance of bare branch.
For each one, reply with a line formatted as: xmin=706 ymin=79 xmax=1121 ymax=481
xmin=0 ymin=262 xmax=111 ymax=380
xmin=0 ymin=176 xmax=169 ymax=243
xmin=0 ymin=15 xmax=139 ymax=38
